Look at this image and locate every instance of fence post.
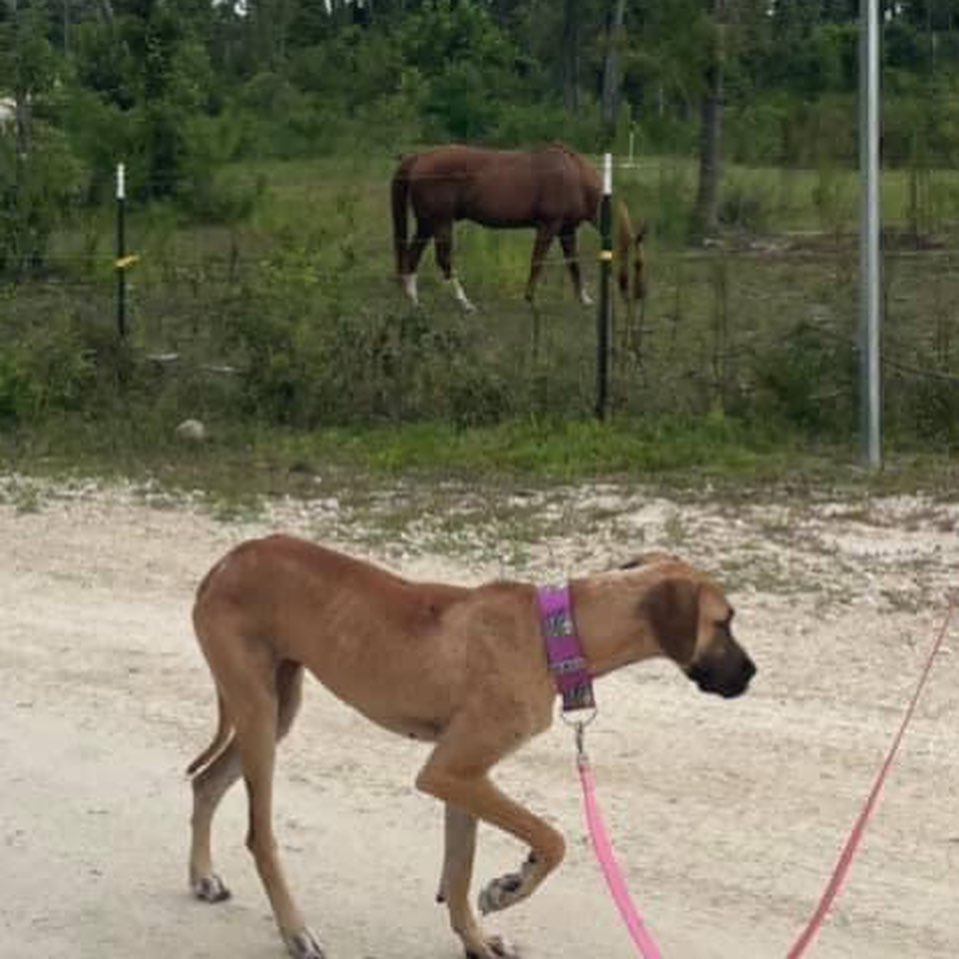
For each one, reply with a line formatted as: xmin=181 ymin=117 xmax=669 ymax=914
xmin=859 ymin=0 xmax=882 ymax=467
xmin=116 ymin=162 xmax=127 ymax=338
xmin=595 ymin=152 xmax=613 ymax=421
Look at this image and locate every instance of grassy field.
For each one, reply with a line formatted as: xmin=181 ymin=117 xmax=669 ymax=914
xmin=5 ymin=151 xmax=959 ymax=496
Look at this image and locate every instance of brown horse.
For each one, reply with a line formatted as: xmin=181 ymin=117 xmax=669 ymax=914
xmin=391 ymin=143 xmax=645 ymax=312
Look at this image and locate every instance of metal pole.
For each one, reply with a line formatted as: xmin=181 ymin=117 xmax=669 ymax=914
xmin=595 ymin=152 xmax=613 ymax=421
xmin=860 ymin=0 xmax=881 ymax=467
xmin=116 ymin=162 xmax=127 ymax=338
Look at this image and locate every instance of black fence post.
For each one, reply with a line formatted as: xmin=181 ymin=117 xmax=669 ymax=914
xmin=116 ymin=162 xmax=127 ymax=338
xmin=595 ymin=152 xmax=613 ymax=421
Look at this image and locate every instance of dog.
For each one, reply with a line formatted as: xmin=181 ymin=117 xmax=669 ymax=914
xmin=186 ymin=535 xmax=756 ymax=959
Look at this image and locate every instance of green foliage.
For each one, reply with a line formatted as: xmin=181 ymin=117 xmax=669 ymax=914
xmin=900 ymin=376 xmax=959 ymax=445
xmin=636 ymin=161 xmax=697 ymax=246
xmin=63 ymin=0 xmax=225 ymax=209
xmin=0 ymin=0 xmax=59 ymax=97
xmin=226 ymin=287 xmax=513 ymax=429
xmin=883 ymin=85 xmax=959 ymax=169
xmin=0 ymin=122 xmax=87 ymax=274
xmin=719 ymin=176 xmax=772 ymax=232
xmin=753 ymin=321 xmax=857 ymax=438
xmin=395 ymin=1 xmax=529 ymax=142
xmin=0 ymin=309 xmax=96 ymax=422
xmin=10 ymin=0 xmax=959 ymax=231
xmin=726 ymin=96 xmax=790 ymax=166
xmin=10 ymin=0 xmax=959 ymax=472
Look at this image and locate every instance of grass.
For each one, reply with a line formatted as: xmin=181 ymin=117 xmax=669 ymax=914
xmin=7 ymin=151 xmax=959 ymax=506
xmin=6 ymin=411 xmax=959 ymax=507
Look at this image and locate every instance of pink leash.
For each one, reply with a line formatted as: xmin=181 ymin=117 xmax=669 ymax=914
xmin=572 ymin=596 xmax=952 ymax=959
xmin=537 ymin=583 xmax=662 ymax=956
xmin=786 ymin=594 xmax=956 ymax=957
xmin=575 ymin=723 xmax=663 ymax=959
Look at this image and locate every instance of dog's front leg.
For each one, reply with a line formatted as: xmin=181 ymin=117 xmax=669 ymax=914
xmin=435 ymin=804 xmax=501 ymax=956
xmin=417 ymin=761 xmax=565 ymax=959
xmin=436 ymin=803 xmax=477 ymax=905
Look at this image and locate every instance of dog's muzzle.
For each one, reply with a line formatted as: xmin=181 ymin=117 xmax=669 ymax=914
xmin=686 ymin=644 xmax=756 ymax=699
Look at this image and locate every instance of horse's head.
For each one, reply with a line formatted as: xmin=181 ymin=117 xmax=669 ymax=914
xmin=616 ymin=202 xmax=646 ymax=303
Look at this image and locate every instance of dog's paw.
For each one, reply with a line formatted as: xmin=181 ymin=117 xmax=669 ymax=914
xmin=192 ymin=874 xmax=231 ymax=903
xmin=285 ymin=928 xmax=326 ymax=959
xmin=465 ymin=934 xmax=521 ymax=959
xmin=477 ymin=872 xmax=524 ymax=915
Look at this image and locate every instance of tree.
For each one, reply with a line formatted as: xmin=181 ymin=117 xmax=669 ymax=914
xmin=693 ymin=0 xmax=726 ymax=238
xmin=0 ymin=0 xmax=80 ymax=276
xmin=600 ymin=0 xmax=628 ymax=140
xmin=562 ymin=0 xmax=581 ymax=113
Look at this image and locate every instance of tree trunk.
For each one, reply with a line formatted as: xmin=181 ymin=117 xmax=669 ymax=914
xmin=562 ymin=0 xmax=580 ymax=113
xmin=601 ymin=0 xmax=628 ymax=140
xmin=7 ymin=0 xmax=30 ymax=177
xmin=95 ymin=0 xmax=114 ymax=25
xmin=7 ymin=0 xmax=32 ymax=278
xmin=693 ymin=0 xmax=726 ymax=239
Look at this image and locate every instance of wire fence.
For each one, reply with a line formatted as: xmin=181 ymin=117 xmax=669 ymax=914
xmin=5 ymin=173 xmax=959 ymax=440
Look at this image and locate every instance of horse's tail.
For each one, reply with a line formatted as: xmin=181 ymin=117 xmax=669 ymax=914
xmin=391 ymin=155 xmax=415 ymax=276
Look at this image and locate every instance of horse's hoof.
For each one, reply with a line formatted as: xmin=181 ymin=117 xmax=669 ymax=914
xmin=285 ymin=928 xmax=326 ymax=959
xmin=192 ymin=874 xmax=230 ymax=903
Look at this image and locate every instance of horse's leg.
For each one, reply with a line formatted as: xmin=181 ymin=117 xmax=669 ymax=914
xmin=402 ymin=220 xmax=434 ymax=306
xmin=434 ymin=220 xmax=475 ymax=312
xmin=525 ymin=224 xmax=558 ymax=304
xmin=525 ymin=224 xmax=558 ymax=357
xmin=559 ymin=227 xmax=592 ymax=307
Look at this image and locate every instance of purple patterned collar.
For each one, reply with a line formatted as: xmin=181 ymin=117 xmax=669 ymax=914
xmin=536 ymin=583 xmax=595 ymax=712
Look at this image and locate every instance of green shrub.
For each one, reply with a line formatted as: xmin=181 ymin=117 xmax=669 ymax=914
xmin=719 ymin=177 xmax=772 ymax=232
xmin=752 ymin=321 xmax=856 ymax=436
xmin=893 ymin=375 xmax=959 ymax=445
xmin=0 ymin=123 xmax=88 ymax=276
xmin=0 ymin=311 xmax=96 ymax=423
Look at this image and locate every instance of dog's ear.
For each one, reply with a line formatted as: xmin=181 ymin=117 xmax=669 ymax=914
xmin=619 ymin=551 xmax=680 ymax=571
xmin=640 ymin=577 xmax=700 ymax=664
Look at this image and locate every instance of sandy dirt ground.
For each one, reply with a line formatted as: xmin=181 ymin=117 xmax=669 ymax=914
xmin=1 ymin=472 xmax=957 ymax=959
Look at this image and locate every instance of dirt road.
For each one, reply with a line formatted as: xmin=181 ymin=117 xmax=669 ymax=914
xmin=1 ymin=474 xmax=957 ymax=958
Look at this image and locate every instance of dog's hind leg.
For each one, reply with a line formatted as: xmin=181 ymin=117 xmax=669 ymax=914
xmin=230 ymin=659 xmax=324 ymax=959
xmin=188 ymin=659 xmax=305 ymax=914
xmin=189 ymin=738 xmax=241 ymax=902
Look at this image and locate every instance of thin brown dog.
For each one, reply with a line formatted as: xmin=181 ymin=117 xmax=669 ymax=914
xmin=186 ymin=536 xmax=756 ymax=959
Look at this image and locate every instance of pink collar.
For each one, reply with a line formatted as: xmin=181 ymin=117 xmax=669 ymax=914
xmin=537 ymin=584 xmax=595 ymax=712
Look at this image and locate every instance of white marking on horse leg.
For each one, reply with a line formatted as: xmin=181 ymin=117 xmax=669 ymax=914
xmin=579 ymin=288 xmax=594 ymax=306
xmin=402 ymin=273 xmax=419 ymax=305
xmin=448 ymin=276 xmax=476 ymax=312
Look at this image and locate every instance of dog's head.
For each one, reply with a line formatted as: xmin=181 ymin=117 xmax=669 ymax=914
xmin=624 ymin=555 xmax=756 ymax=699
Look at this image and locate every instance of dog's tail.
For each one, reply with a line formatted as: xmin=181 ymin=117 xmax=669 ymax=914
xmin=185 ymin=688 xmax=233 ymax=777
